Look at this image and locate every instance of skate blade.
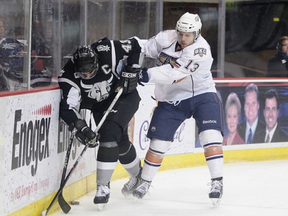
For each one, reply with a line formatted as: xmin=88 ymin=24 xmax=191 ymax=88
xmin=97 ymin=203 xmax=107 ymax=211
xmin=211 ymin=198 xmax=221 ymax=206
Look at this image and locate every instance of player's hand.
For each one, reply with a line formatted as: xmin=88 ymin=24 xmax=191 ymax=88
xmin=71 ymin=119 xmax=96 ymax=146
xmin=119 ymin=64 xmax=141 ymax=94
xmin=138 ymin=67 xmax=148 ymax=85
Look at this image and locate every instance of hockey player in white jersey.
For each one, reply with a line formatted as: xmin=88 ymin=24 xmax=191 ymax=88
xmin=122 ymin=12 xmax=224 ymax=205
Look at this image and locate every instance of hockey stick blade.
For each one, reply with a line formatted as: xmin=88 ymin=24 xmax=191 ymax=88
xmin=42 ymin=134 xmax=74 ymax=215
xmin=41 ymin=210 xmax=47 ymax=216
xmin=58 ymin=192 xmax=71 ymax=214
xmin=42 ymin=144 xmax=88 ymax=216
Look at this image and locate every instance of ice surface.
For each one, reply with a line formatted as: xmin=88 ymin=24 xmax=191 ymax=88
xmin=51 ymin=160 xmax=288 ymax=216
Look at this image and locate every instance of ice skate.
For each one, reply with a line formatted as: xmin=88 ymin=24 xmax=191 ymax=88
xmin=208 ymin=178 xmax=223 ymax=206
xmin=93 ymin=183 xmax=110 ymax=210
xmin=121 ymin=169 xmax=142 ymax=197
xmin=132 ymin=178 xmax=151 ymax=199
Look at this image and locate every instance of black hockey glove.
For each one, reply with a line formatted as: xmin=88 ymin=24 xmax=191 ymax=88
xmin=71 ymin=119 xmax=98 ymax=147
xmin=119 ymin=64 xmax=141 ymax=94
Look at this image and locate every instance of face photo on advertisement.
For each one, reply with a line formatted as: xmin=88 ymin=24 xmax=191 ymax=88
xmin=223 ymin=92 xmax=245 ymax=145
xmin=263 ymin=89 xmax=288 ymax=143
xmin=237 ymin=83 xmax=266 ymax=144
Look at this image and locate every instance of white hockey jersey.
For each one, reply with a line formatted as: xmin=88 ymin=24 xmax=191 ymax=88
xmin=143 ymin=30 xmax=216 ymax=102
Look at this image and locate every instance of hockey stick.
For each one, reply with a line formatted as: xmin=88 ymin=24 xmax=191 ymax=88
xmin=57 ymin=133 xmax=75 ymax=214
xmin=41 ymin=133 xmax=74 ymax=216
xmin=58 ymin=87 xmax=124 ymax=213
xmin=42 ymin=87 xmax=123 ymax=216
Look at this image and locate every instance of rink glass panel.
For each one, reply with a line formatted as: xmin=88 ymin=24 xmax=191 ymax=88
xmin=0 ymin=0 xmax=288 ymax=93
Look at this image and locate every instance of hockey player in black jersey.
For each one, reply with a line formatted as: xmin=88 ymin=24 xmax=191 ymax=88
xmin=58 ymin=37 xmax=143 ymax=209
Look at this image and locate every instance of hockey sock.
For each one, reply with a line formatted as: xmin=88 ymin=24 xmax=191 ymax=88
xmin=206 ymin=155 xmax=223 ymax=179
xmin=119 ymin=140 xmax=141 ymax=177
xmin=141 ymin=149 xmax=164 ymax=182
xmin=96 ymin=142 xmax=118 ymax=185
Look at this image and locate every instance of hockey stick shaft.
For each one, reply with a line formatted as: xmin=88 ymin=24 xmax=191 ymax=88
xmin=61 ymin=134 xmax=74 ymax=186
xmin=95 ymin=87 xmax=123 ymax=134
xmin=57 ymin=134 xmax=74 ymax=213
xmin=42 ymin=87 xmax=123 ymax=216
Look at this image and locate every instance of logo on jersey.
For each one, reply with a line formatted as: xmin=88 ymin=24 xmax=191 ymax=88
xmin=194 ymin=48 xmax=207 ymax=57
xmin=80 ymin=74 xmax=113 ymax=102
xmin=157 ymin=52 xmax=180 ymax=68
xmin=202 ymin=120 xmax=217 ymax=124
xmin=97 ymin=45 xmax=110 ymax=52
xmin=2 ymin=42 xmax=19 ymax=50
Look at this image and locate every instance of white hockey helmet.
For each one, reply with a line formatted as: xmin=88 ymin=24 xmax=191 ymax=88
xmin=176 ymin=12 xmax=202 ymax=40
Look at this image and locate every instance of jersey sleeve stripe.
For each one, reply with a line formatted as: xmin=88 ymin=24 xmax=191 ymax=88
xmin=58 ymin=77 xmax=81 ymax=92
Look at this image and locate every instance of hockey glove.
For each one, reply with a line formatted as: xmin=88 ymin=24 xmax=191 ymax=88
xmin=119 ymin=64 xmax=141 ymax=94
xmin=71 ymin=119 xmax=98 ymax=147
xmin=138 ymin=67 xmax=149 ymax=85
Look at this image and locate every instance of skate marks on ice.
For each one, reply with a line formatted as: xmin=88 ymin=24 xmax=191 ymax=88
xmin=51 ymin=160 xmax=288 ymax=216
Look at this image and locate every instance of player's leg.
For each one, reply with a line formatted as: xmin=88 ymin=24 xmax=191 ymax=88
xmin=132 ymin=101 xmax=186 ymax=199
xmin=194 ymin=92 xmax=224 ymax=205
xmin=90 ymin=95 xmax=132 ymax=206
xmin=93 ymin=124 xmax=141 ymax=206
xmin=93 ymin=121 xmax=120 ymax=206
xmin=108 ymin=90 xmax=142 ymax=196
xmin=132 ymin=138 xmax=171 ymax=199
xmin=119 ymin=132 xmax=142 ymax=196
xmin=199 ymin=129 xmax=223 ymax=205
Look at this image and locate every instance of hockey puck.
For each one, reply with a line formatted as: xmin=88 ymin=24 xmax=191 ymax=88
xmin=70 ymin=201 xmax=80 ymax=205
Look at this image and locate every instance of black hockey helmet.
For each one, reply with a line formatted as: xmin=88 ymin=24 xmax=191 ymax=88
xmin=73 ymin=45 xmax=98 ymax=79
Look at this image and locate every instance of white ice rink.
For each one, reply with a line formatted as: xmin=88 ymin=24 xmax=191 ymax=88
xmin=51 ymin=160 xmax=288 ymax=216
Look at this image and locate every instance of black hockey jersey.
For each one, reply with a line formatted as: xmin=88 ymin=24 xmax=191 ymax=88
xmin=58 ymin=37 xmax=142 ymax=126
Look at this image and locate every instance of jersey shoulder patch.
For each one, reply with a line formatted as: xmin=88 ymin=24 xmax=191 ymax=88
xmin=96 ymin=44 xmax=111 ymax=52
xmin=194 ymin=48 xmax=207 ymax=57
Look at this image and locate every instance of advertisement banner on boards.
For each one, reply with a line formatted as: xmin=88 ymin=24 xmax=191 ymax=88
xmin=1 ymin=90 xmax=96 ymax=215
xmin=134 ymin=81 xmax=288 ymax=150
xmin=215 ymin=81 xmax=288 ymax=146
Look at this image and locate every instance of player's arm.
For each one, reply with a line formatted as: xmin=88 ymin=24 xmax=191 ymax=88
xmin=58 ymin=63 xmax=96 ymax=144
xmin=140 ymin=48 xmax=209 ymax=84
xmin=58 ymin=79 xmax=82 ymax=125
xmin=140 ymin=58 xmax=194 ymax=85
xmin=116 ymin=37 xmax=144 ymax=94
xmin=124 ymin=37 xmax=143 ymax=66
xmin=144 ymin=31 xmax=177 ymax=59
